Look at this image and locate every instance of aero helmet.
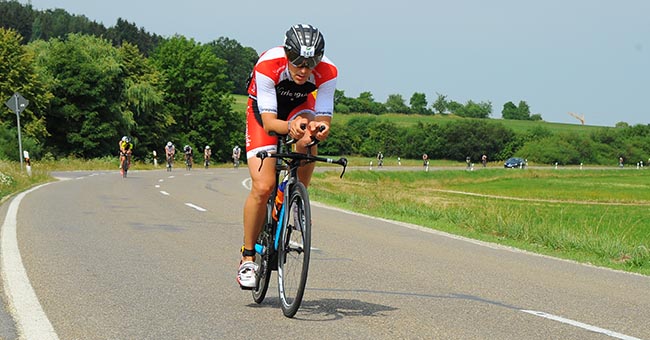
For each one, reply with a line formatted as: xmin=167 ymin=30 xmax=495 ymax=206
xmin=122 ymin=136 xmax=128 ymax=142
xmin=167 ymin=141 xmax=172 ymax=147
xmin=284 ymin=24 xmax=325 ymax=69
xmin=205 ymin=145 xmax=210 ymax=149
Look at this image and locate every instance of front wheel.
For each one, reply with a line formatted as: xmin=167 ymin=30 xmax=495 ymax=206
xmin=121 ymin=157 xmax=129 ymax=178
xmin=252 ymin=201 xmax=275 ymax=303
xmin=277 ymin=182 xmax=311 ymax=318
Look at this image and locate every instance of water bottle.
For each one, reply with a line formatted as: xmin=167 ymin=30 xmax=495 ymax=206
xmin=272 ymin=177 xmax=288 ymax=221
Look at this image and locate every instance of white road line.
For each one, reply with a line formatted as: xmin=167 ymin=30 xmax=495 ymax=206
xmin=1 ymin=184 xmax=59 ymax=340
xmin=521 ymin=310 xmax=642 ymax=340
xmin=185 ymin=203 xmax=206 ymax=212
xmin=154 ymin=185 xmax=160 ymax=188
xmin=242 ymin=178 xmax=252 ymax=190
xmin=160 ymin=191 xmax=170 ymax=196
xmin=158 ymin=179 xmax=164 ymax=182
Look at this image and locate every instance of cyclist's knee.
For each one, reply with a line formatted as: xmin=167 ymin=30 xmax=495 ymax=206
xmin=251 ymin=178 xmax=274 ymax=198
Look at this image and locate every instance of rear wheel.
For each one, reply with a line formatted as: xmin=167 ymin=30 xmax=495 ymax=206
xmin=277 ymin=182 xmax=311 ymax=317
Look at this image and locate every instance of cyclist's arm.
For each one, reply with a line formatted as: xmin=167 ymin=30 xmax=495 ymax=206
xmin=260 ymin=112 xmax=295 ymax=135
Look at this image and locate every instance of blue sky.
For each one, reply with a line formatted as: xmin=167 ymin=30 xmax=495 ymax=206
xmin=21 ymin=0 xmax=650 ymax=127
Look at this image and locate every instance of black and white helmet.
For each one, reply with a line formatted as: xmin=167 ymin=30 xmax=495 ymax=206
xmin=284 ymin=24 xmax=325 ymax=69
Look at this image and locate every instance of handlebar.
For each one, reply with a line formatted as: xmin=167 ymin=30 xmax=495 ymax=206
xmin=256 ymin=124 xmax=347 ymax=178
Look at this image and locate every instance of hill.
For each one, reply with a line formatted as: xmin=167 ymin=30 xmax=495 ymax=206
xmin=231 ymin=94 xmax=608 ymax=136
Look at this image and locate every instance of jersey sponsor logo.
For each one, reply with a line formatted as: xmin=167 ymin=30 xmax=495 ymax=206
xmin=277 ymin=85 xmax=311 ymax=100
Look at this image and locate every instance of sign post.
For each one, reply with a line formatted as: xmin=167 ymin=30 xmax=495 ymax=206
xmin=4 ymin=93 xmax=29 ymax=170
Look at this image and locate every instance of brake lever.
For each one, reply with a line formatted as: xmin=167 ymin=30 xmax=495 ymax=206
xmin=306 ymin=124 xmax=327 ymax=148
xmin=339 ymin=157 xmax=348 ymax=178
xmin=256 ymin=150 xmax=268 ymax=172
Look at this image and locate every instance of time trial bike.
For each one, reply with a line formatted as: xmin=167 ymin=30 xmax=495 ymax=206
xmin=252 ymin=127 xmax=347 ymax=317
xmin=120 ymin=151 xmax=130 ymax=178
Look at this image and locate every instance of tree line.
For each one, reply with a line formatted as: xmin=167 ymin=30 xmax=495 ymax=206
xmin=321 ymin=116 xmax=650 ymax=166
xmin=2 ymin=0 xmax=649 ymax=166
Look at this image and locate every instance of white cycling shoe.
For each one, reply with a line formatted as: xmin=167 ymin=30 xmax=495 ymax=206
xmin=237 ymin=261 xmax=258 ymax=289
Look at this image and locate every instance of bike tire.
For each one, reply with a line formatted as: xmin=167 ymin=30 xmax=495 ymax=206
xmin=277 ymin=182 xmax=311 ymax=317
xmin=252 ymin=201 xmax=275 ymax=303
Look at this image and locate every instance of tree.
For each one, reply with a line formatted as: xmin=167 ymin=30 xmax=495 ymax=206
xmin=117 ymin=42 xmax=169 ymax=158
xmin=439 ymin=120 xmax=514 ymax=161
xmin=502 ymin=100 xmax=532 ymax=120
xmin=34 ymin=33 xmax=125 ymax=157
xmin=151 ymin=35 xmax=242 ymax=161
xmin=31 ymin=8 xmax=105 ymax=42
xmin=208 ymin=37 xmax=259 ymax=95
xmin=106 ymin=18 xmax=161 ymax=56
xmin=385 ymin=94 xmax=409 ymax=113
xmin=0 ymin=28 xmax=52 ymax=157
xmin=517 ymin=100 xmax=531 ymax=120
xmin=0 ymin=0 xmax=35 ymax=43
xmin=501 ymin=101 xmax=518 ymax=119
xmin=431 ymin=92 xmax=447 ymax=115
xmin=455 ymin=100 xmax=492 ymax=119
xmin=353 ymin=91 xmax=386 ymax=114
xmin=447 ymin=100 xmax=463 ymax=114
xmin=409 ymin=92 xmax=430 ymax=114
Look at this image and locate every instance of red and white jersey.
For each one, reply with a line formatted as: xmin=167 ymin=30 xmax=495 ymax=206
xmin=247 ymin=46 xmax=338 ymax=121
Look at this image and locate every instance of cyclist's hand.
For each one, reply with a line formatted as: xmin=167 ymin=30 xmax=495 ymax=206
xmin=308 ymin=121 xmax=329 ymax=141
xmin=288 ymin=117 xmax=309 ymax=138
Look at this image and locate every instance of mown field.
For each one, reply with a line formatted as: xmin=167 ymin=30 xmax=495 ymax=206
xmin=310 ymin=167 xmax=650 ymax=276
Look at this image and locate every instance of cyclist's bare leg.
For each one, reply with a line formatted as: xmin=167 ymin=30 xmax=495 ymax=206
xmin=242 ymin=155 xmax=276 ymax=261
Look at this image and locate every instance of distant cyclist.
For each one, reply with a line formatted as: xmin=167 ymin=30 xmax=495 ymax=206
xmin=237 ymin=23 xmax=338 ymax=289
xmin=184 ymin=145 xmax=193 ymax=170
xmin=377 ymin=151 xmax=384 ymax=167
xmin=119 ymin=136 xmax=133 ymax=171
xmin=165 ymin=142 xmax=175 ymax=171
xmin=204 ymin=145 xmax=211 ymax=168
xmin=232 ymin=145 xmax=241 ymax=168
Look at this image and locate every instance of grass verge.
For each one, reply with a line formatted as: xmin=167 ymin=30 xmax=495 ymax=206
xmin=310 ymin=168 xmax=650 ymax=276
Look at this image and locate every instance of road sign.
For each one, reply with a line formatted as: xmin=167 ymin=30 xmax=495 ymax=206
xmin=5 ymin=92 xmax=29 ymax=114
xmin=5 ymin=93 xmax=29 ymax=170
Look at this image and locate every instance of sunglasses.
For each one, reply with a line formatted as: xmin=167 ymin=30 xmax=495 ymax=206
xmin=289 ymin=55 xmax=322 ymax=69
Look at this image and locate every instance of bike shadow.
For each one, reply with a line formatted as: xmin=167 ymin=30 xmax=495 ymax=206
xmin=248 ymin=289 xmax=520 ymax=321
xmin=249 ymin=296 xmax=397 ymax=321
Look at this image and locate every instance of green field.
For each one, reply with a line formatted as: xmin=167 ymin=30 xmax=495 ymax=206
xmin=310 ymin=168 xmax=650 ymax=276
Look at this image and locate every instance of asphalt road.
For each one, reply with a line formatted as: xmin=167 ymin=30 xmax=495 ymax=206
xmin=1 ymin=167 xmax=648 ymax=340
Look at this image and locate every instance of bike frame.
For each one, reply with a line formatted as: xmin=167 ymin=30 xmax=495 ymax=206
xmin=256 ymin=134 xmax=347 ymax=254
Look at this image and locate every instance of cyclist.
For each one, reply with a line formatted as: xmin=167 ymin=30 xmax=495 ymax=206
xmin=237 ymin=23 xmax=338 ymax=289
xmin=119 ymin=136 xmax=133 ymax=171
xmin=184 ymin=144 xmax=193 ymax=169
xmin=232 ymin=145 xmax=241 ymax=168
xmin=165 ymin=142 xmax=175 ymax=170
xmin=204 ymin=145 xmax=211 ymax=168
xmin=377 ymin=151 xmax=384 ymax=167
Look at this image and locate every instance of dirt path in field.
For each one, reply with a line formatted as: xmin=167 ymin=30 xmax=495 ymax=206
xmin=430 ymin=188 xmax=650 ymax=206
